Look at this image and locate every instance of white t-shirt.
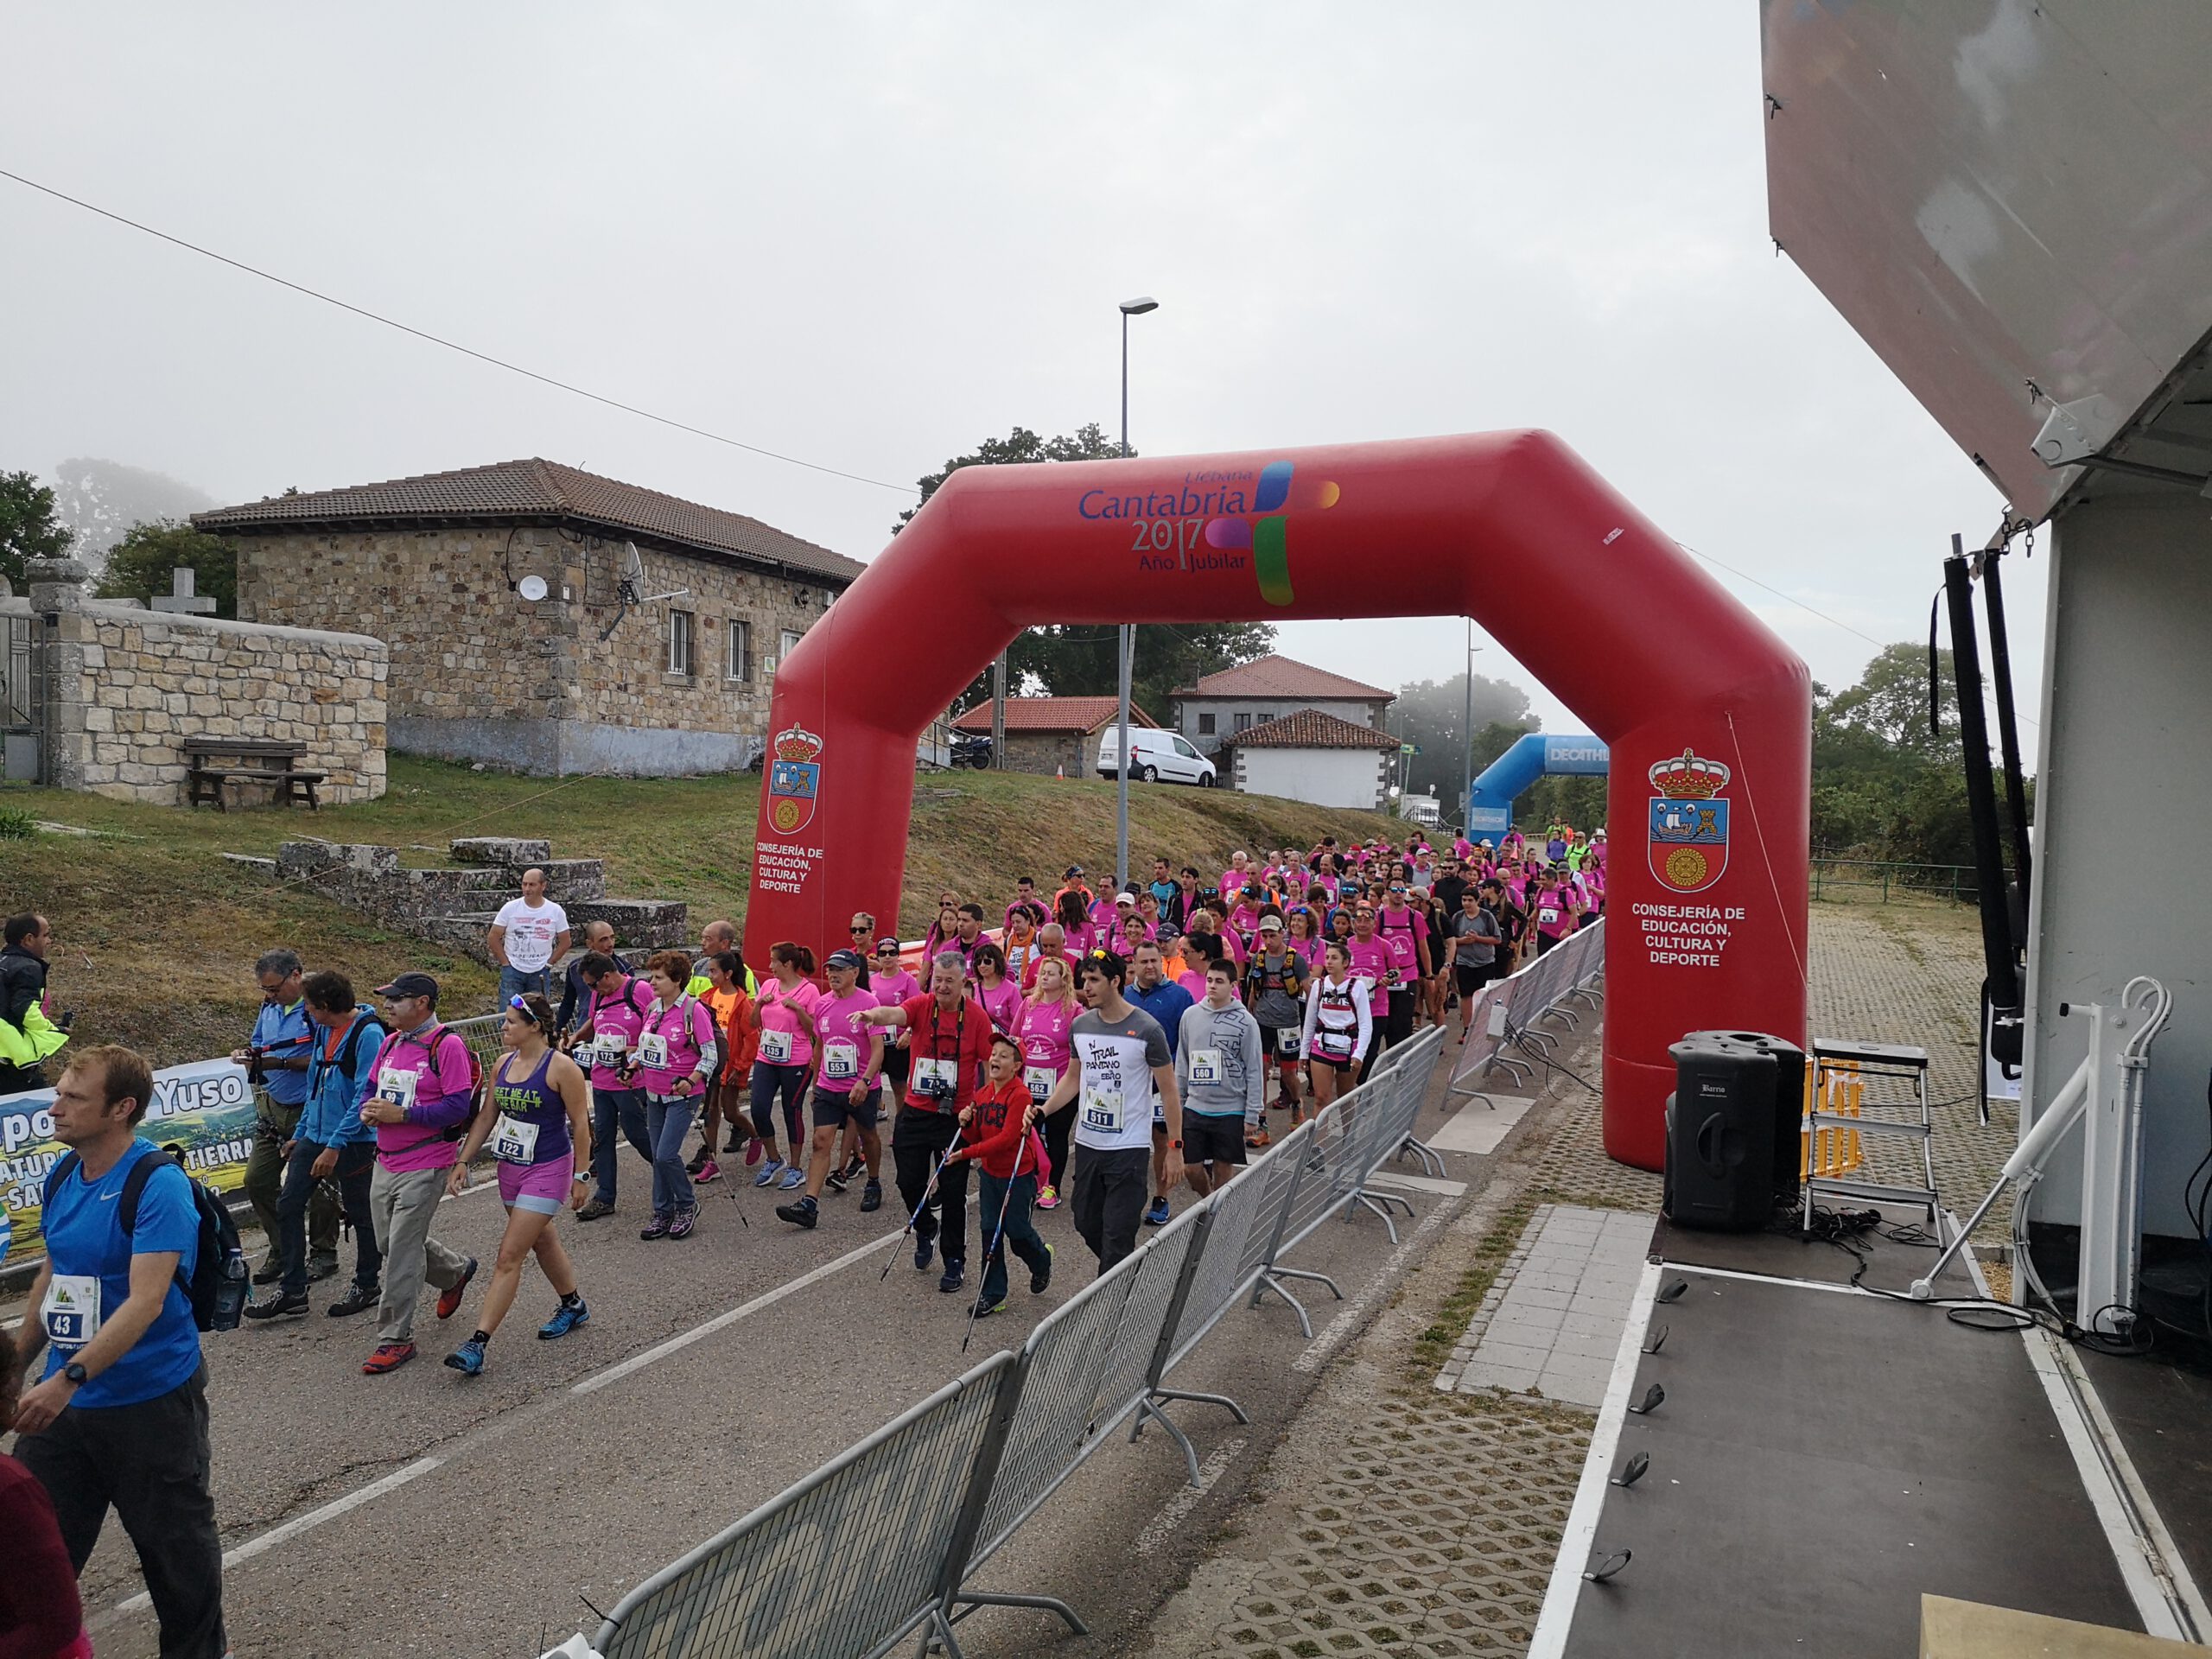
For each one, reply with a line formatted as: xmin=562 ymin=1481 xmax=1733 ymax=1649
xmin=493 ymin=897 xmax=569 ymax=972
xmin=1070 ymin=1006 xmax=1173 ymax=1154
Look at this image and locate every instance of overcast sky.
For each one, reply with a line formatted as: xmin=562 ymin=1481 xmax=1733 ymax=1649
xmin=1 ymin=2 xmax=2030 ymax=734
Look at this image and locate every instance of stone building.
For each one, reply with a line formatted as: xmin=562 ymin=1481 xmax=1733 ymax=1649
xmin=198 ymin=458 xmax=866 ymax=776
xmin=3 ymin=556 xmax=386 ymax=804
xmin=951 ymin=696 xmax=1160 ymax=777
xmin=1219 ymin=707 xmax=1398 ymax=810
xmin=1173 ymin=653 xmax=1395 ymax=756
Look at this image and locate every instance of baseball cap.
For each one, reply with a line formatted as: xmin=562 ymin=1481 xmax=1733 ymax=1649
xmin=1258 ymin=915 xmax=1285 ymax=933
xmin=1116 ymin=890 xmax=1138 ymax=905
xmin=375 ymin=970 xmax=440 ymax=1003
xmin=825 ymin=949 xmax=866 ymax=972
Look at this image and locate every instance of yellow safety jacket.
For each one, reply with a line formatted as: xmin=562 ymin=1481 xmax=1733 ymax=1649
xmin=0 ymin=1000 xmax=68 ymax=1069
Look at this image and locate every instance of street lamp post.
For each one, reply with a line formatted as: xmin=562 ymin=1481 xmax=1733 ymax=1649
xmin=1116 ymin=296 xmax=1158 ymax=896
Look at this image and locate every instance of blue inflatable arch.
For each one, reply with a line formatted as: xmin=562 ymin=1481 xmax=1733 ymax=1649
xmin=1463 ymin=732 xmax=1610 ymax=836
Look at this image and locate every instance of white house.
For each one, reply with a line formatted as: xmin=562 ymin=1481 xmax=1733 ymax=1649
xmin=1173 ymin=654 xmax=1394 ymax=756
xmin=1221 ymin=707 xmax=1398 ymax=810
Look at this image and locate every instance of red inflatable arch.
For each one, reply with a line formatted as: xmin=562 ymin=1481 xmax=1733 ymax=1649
xmin=747 ymin=431 xmax=1808 ymax=1170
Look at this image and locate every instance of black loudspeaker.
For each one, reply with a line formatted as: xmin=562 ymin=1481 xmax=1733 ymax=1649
xmin=1664 ymin=1037 xmax=1778 ymax=1232
xmin=1681 ymin=1030 xmax=1806 ymax=1207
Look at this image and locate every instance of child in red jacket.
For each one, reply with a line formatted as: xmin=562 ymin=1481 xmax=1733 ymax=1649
xmin=948 ymin=1034 xmax=1055 ymax=1318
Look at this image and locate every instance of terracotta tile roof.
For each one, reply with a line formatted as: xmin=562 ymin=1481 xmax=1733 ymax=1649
xmin=1176 ymin=653 xmax=1395 ymax=702
xmin=951 ymin=696 xmax=1160 ymax=734
xmin=1222 ymin=707 xmax=1398 ymax=750
xmin=192 ymin=457 xmax=865 ymax=583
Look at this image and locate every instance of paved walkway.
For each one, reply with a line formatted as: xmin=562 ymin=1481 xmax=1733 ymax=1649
xmin=1140 ymin=896 xmax=1999 ymax=1659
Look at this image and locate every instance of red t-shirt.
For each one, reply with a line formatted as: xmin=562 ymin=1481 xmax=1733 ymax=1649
xmin=957 ymin=1076 xmax=1044 ymax=1179
xmin=899 ymin=993 xmax=995 ymax=1115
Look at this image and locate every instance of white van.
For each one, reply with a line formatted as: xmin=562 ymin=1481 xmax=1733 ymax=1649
xmin=1096 ymin=725 xmax=1217 ymax=786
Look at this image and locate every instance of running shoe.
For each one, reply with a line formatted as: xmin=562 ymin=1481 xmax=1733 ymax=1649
xmin=838 ymin=1154 xmax=866 ymax=1183
xmin=327 ymin=1283 xmax=378 ymax=1319
xmin=753 ymin=1158 xmax=785 ymax=1188
xmin=692 ymin=1158 xmax=721 ymax=1186
xmin=914 ymin=1236 xmax=935 ymax=1273
xmin=639 ymin=1213 xmax=671 ymax=1240
xmin=244 ymin=1287 xmax=308 ymax=1321
xmin=938 ymin=1259 xmax=966 ymax=1294
xmin=576 ymin=1198 xmax=615 ymax=1222
xmin=538 ymin=1299 xmax=590 ymax=1340
xmin=776 ymin=1195 xmax=819 ymax=1229
xmin=1030 ymin=1242 xmax=1054 ymax=1296
xmin=971 ymin=1294 xmax=1005 ymax=1320
xmin=860 ymin=1179 xmax=883 ymax=1212
xmin=825 ymin=1166 xmax=852 ymax=1194
xmin=1034 ymin=1184 xmax=1060 ymax=1211
xmin=744 ymin=1137 xmax=765 ymax=1168
xmin=668 ymin=1207 xmax=697 ymax=1240
xmin=436 ymin=1257 xmax=479 ymax=1321
xmin=1143 ymin=1197 xmax=1171 ymax=1227
xmin=444 ymin=1338 xmax=486 ymax=1376
xmin=361 ymin=1341 xmax=416 ymax=1375
xmin=1246 ymin=1127 xmax=1272 ymax=1149
xmin=778 ymin=1165 xmax=805 ymax=1190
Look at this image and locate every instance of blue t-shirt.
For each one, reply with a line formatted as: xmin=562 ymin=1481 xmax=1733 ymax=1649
xmin=41 ymin=1138 xmax=202 ymax=1408
xmin=252 ymin=996 xmax=315 ymax=1107
xmin=1126 ymin=980 xmax=1196 ymax=1060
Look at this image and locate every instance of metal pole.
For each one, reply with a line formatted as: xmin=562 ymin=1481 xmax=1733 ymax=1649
xmin=1116 ymin=309 xmax=1134 ymax=893
xmin=991 ymin=652 xmax=1007 ymax=769
xmin=1460 ymin=619 xmax=1472 ymax=831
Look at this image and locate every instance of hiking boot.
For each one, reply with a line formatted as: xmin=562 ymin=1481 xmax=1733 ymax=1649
xmin=685 ymin=1145 xmax=709 ymax=1174
xmin=859 ymin=1179 xmax=883 ymax=1213
xmin=777 ymin=1196 xmax=819 ymax=1229
xmin=251 ymin=1259 xmax=284 ymax=1287
xmin=692 ymin=1158 xmax=721 ymax=1186
xmin=444 ymin=1338 xmax=487 ymax=1376
xmin=245 ymin=1287 xmax=308 ymax=1321
xmin=1143 ymin=1197 xmax=1171 ymax=1227
xmin=724 ymin=1131 xmax=746 ymax=1154
xmin=307 ymin=1255 xmax=340 ymax=1284
xmin=639 ymin=1213 xmax=671 ymax=1241
xmin=327 ymin=1282 xmax=379 ymax=1319
xmin=1030 ymin=1242 xmax=1054 ymax=1296
xmin=435 ymin=1257 xmax=479 ymax=1321
xmin=938 ymin=1259 xmax=966 ymax=1294
xmin=576 ymin=1197 xmax=615 ymax=1222
xmin=538 ymin=1299 xmax=590 ymax=1340
xmin=361 ymin=1341 xmax=416 ymax=1375
xmin=753 ymin=1158 xmax=785 ymax=1188
xmin=668 ymin=1207 xmax=697 ymax=1240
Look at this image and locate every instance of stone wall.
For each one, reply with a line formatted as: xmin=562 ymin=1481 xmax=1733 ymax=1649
xmin=10 ymin=558 xmax=386 ymax=805
xmin=235 ymin=525 xmax=842 ymax=776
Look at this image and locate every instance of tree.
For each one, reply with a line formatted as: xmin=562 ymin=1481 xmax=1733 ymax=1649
xmin=0 ymin=470 xmax=74 ymax=594
xmin=1820 ymin=641 xmax=1976 ymax=772
xmin=899 ymin=424 xmax=1274 ymax=716
xmin=1390 ymin=672 xmax=1535 ymax=803
xmin=93 ymin=520 xmax=240 ymax=618
xmin=49 ymin=458 xmax=215 ymax=574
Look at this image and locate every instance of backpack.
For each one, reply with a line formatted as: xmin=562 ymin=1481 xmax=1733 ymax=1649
xmin=44 ymin=1147 xmax=248 ymax=1333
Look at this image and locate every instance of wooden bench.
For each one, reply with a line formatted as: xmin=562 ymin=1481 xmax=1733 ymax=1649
xmin=185 ymin=738 xmax=326 ymax=811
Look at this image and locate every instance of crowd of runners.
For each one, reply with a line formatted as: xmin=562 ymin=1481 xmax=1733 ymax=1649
xmin=0 ymin=820 xmax=1605 ymax=1656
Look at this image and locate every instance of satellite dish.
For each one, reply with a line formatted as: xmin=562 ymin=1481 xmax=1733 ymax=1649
xmin=517 ymin=574 xmax=550 ymax=602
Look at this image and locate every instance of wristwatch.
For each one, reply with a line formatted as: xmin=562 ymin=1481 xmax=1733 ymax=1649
xmin=1168 ymin=1139 xmax=1183 ymax=1150
xmin=572 ymin=1171 xmax=590 ymax=1184
xmin=63 ymin=1361 xmax=89 ymax=1385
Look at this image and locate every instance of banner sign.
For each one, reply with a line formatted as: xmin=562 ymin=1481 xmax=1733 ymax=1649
xmin=0 ymin=1058 xmax=259 ymax=1267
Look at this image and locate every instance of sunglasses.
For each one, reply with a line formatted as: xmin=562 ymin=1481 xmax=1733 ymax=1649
xmin=849 ymin=925 xmax=871 ymax=934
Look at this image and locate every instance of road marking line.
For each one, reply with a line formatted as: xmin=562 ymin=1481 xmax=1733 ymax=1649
xmin=1294 ymin=1201 xmax=1454 ymax=1374
xmin=1135 ymin=1437 xmax=1245 ymax=1556
xmin=113 ymin=1455 xmax=445 ymax=1615
xmin=570 ymin=1227 xmax=904 ymax=1396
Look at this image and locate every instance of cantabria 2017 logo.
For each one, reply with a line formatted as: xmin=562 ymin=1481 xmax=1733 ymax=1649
xmin=1077 ymin=459 xmax=1340 ymax=607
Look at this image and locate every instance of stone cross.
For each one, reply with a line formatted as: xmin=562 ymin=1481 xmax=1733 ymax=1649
xmin=149 ymin=567 xmax=218 ymax=614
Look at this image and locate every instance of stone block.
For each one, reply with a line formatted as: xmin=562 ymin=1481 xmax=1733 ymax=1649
xmin=450 ymin=836 xmax=552 ymax=867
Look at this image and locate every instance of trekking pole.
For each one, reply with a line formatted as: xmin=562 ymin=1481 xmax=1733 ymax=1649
xmin=880 ymin=1148 xmax=951 ymax=1281
xmin=962 ymin=1119 xmax=1033 ymax=1353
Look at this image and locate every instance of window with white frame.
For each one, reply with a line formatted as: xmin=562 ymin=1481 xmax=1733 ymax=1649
xmin=727 ymin=619 xmax=751 ymax=682
xmin=667 ymin=609 xmax=695 ymax=677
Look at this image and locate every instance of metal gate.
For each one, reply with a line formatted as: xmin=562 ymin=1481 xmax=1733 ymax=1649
xmin=0 ymin=613 xmax=39 ymax=782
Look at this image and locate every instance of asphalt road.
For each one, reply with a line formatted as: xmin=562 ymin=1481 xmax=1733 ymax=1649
xmin=9 ymin=1033 xmax=1557 ymax=1659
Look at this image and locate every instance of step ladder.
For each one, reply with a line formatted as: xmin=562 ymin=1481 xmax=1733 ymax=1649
xmin=1802 ymin=1038 xmax=1938 ymax=1228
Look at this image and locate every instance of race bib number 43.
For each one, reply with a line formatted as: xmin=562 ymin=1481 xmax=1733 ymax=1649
xmin=41 ymin=1274 xmax=101 ymax=1347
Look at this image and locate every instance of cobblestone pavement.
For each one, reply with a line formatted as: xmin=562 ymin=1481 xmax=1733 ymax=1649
xmin=1140 ymin=897 xmax=2002 ymax=1659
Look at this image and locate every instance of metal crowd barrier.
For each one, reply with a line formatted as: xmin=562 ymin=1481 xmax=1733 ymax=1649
xmin=1445 ymin=918 xmax=1605 ymax=1109
xmin=588 ymin=1015 xmax=1458 ymax=1659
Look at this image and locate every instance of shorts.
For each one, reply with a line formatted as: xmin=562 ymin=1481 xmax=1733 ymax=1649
xmin=1182 ymin=1113 xmax=1247 ymax=1166
xmin=1260 ymin=1025 xmax=1302 ymax=1061
xmin=814 ymin=1084 xmax=883 ymax=1132
xmin=1307 ymin=1046 xmax=1361 ymax=1075
xmin=499 ymin=1156 xmax=574 ymax=1216
xmin=1454 ymin=963 xmax=1491 ymax=996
